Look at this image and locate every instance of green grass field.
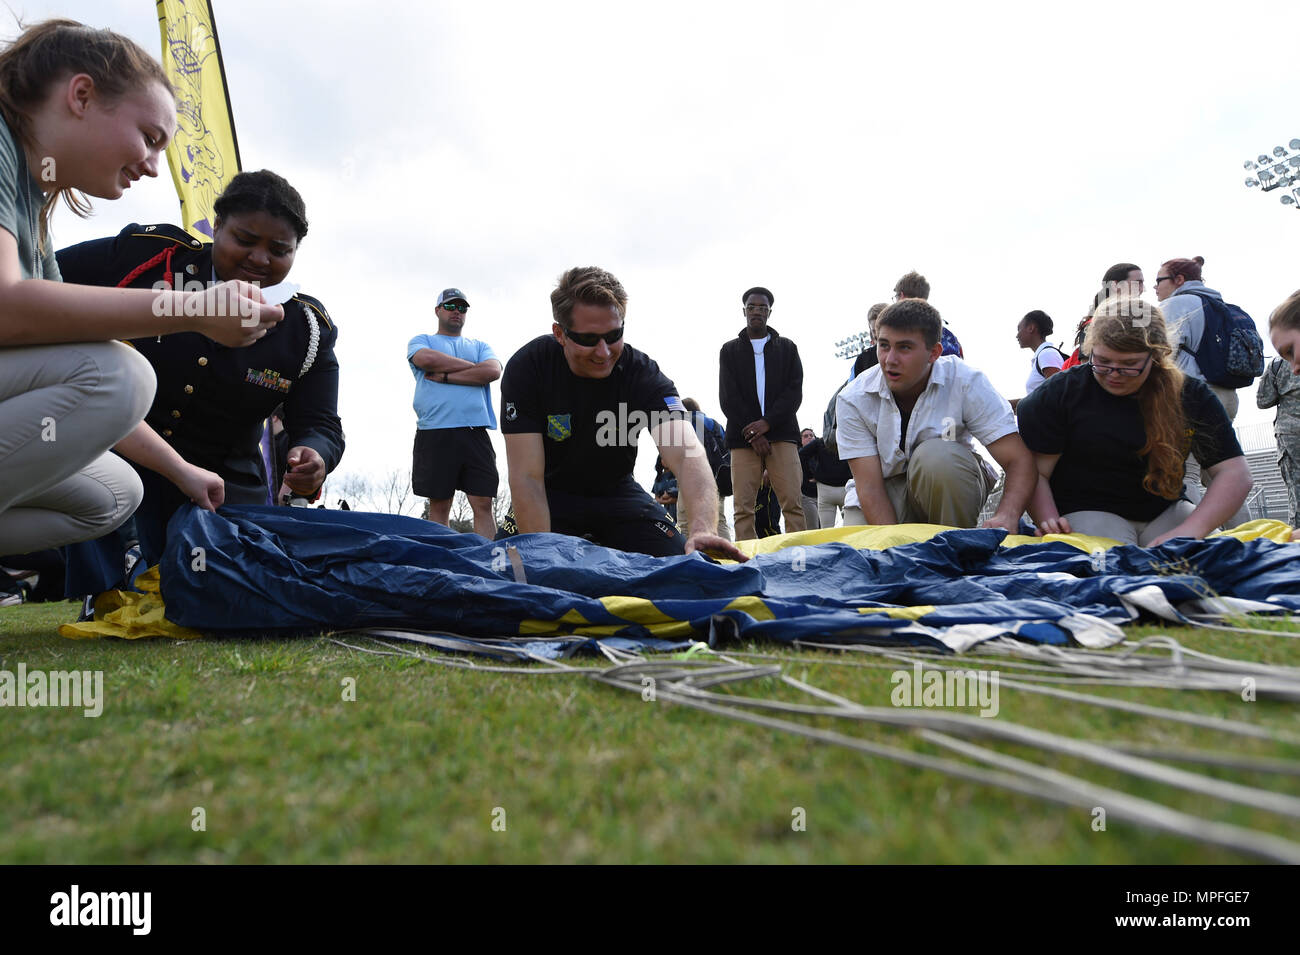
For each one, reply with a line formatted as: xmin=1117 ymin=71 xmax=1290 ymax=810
xmin=3 ymin=601 xmax=1298 ymax=863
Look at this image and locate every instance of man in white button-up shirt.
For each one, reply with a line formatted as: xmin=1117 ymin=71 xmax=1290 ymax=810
xmin=836 ymin=299 xmax=1036 ymax=531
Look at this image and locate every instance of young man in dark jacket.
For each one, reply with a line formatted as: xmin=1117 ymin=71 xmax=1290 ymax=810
xmin=719 ymin=286 xmax=806 ymax=540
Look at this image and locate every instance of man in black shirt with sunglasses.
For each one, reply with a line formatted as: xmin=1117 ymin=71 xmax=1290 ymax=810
xmin=499 ymin=266 xmax=745 ymax=561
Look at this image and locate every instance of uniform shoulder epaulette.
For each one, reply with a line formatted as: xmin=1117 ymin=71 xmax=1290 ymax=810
xmin=123 ymin=222 xmax=207 ymax=251
xmin=292 ymin=292 xmax=334 ymax=330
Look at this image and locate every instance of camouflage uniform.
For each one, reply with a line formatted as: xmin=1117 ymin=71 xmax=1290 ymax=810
xmin=1257 ymin=357 xmax=1300 ymax=527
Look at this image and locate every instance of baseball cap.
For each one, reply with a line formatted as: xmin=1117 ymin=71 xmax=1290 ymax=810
xmin=436 ymin=288 xmax=470 ymax=307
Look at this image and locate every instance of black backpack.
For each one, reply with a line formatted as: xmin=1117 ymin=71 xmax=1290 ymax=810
xmin=1176 ymin=290 xmax=1265 ymax=389
xmin=693 ymin=412 xmax=732 ymax=497
xmin=823 ymin=376 xmax=855 ymax=456
xmin=1034 ymin=342 xmax=1067 ymax=377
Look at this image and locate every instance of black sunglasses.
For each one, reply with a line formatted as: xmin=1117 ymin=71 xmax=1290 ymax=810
xmin=440 ymin=302 xmax=469 ymax=313
xmin=562 ymin=324 xmax=624 ymax=347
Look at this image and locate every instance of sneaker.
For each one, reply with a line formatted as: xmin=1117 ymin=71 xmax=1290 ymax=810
xmin=77 ymin=594 xmax=96 ymax=623
xmin=123 ymin=545 xmax=144 ymax=590
xmin=1 ymin=570 xmax=34 ymax=606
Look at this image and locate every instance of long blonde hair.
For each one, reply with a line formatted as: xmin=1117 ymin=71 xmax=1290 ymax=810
xmin=1084 ymin=298 xmax=1187 ymax=499
xmin=0 ymin=19 xmax=173 ymax=246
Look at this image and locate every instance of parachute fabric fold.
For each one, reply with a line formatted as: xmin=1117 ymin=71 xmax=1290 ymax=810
xmin=115 ymin=505 xmax=1300 ymax=651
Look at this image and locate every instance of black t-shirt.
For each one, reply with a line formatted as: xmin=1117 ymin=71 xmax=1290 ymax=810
xmin=500 ymin=335 xmax=683 ymax=496
xmin=1018 ymin=365 xmax=1243 ymax=521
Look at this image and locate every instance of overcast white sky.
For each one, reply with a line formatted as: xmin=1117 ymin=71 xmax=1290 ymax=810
xmin=28 ymin=0 xmax=1300 ymax=510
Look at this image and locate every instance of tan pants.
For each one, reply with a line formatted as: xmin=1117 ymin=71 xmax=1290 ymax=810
xmin=801 ymin=493 xmax=821 ymax=530
xmin=0 ymin=342 xmax=155 ymax=552
xmin=675 ymin=494 xmax=731 ymax=541
xmin=731 ymin=441 xmax=806 ymax=541
xmin=843 ymin=439 xmax=991 ymax=528
xmin=1183 ymin=384 xmax=1251 ymax=529
xmin=817 ymin=482 xmax=847 ymax=528
xmin=1209 ymin=384 xmax=1239 ymax=421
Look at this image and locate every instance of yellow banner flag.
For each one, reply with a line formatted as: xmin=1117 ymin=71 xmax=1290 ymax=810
xmin=156 ymin=0 xmax=242 ymax=239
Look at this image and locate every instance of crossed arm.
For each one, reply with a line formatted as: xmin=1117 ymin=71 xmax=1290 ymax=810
xmin=410 ymin=349 xmax=501 ymax=385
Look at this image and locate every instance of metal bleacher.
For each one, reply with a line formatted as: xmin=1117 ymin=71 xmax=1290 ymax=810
xmin=1219 ymin=421 xmax=1291 ymax=522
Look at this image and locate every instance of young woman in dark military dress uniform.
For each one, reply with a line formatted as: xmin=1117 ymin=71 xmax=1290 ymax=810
xmin=58 ymin=169 xmax=344 ymax=596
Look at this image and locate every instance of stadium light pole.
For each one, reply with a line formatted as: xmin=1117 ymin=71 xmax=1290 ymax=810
xmin=1243 ymin=139 xmax=1300 ymax=210
xmin=833 ymin=331 xmax=872 ymax=360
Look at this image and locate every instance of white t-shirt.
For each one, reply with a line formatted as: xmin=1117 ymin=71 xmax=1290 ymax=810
xmin=751 ymin=335 xmax=770 ymax=415
xmin=1026 ymin=341 xmax=1065 ymax=394
xmin=836 ymin=355 xmax=1017 ymax=481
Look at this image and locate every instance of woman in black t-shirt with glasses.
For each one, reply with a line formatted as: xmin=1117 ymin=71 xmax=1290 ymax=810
xmin=1018 ymin=298 xmax=1251 ymax=546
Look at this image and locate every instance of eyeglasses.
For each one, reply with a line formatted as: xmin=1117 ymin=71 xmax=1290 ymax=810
xmin=1154 ymin=276 xmax=1173 ymax=285
xmin=562 ymin=324 xmax=624 ymax=347
xmin=744 ymin=305 xmax=770 ymax=313
xmin=440 ymin=302 xmax=469 ymax=313
xmin=1090 ymin=354 xmax=1151 ymax=377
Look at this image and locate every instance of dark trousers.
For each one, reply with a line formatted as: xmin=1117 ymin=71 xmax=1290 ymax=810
xmin=499 ymin=478 xmax=686 ymax=558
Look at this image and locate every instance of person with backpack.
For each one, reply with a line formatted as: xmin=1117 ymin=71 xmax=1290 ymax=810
xmin=849 ymin=303 xmax=889 ymax=377
xmin=675 ymin=397 xmax=732 ymax=541
xmin=1063 ymin=263 xmax=1145 ymax=370
xmin=893 ymin=271 xmax=963 ymax=357
xmin=1156 ymin=256 xmax=1263 ymax=527
xmin=800 ymin=426 xmax=852 ymax=528
xmin=1010 ymin=310 xmax=1065 ymax=411
xmin=796 ymin=428 xmax=822 ymax=529
xmin=1156 ymin=256 xmax=1263 ymax=421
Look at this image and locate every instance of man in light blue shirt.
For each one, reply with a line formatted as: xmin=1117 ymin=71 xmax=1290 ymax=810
xmin=408 ymin=288 xmax=502 ymax=537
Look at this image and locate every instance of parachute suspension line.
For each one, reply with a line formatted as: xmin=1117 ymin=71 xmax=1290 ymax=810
xmin=1178 ymin=617 xmax=1300 ymax=638
xmin=591 ymin=655 xmax=1300 ymax=817
xmin=590 ymin=658 xmax=1300 ymax=864
xmin=326 ymin=632 xmax=1300 ymax=861
xmin=328 ymin=634 xmax=591 ymax=676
